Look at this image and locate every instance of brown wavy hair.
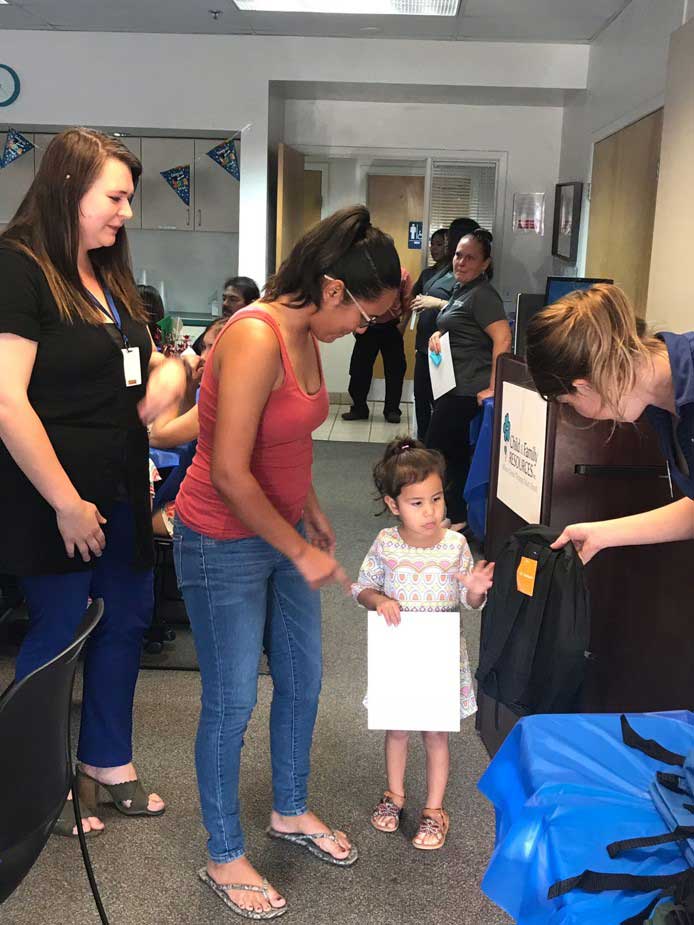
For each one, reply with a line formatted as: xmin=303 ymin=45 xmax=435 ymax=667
xmin=1 ymin=127 xmax=147 ymax=325
xmin=525 ymin=283 xmax=664 ymax=417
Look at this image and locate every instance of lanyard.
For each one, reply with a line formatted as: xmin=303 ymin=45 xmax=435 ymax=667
xmin=90 ymin=283 xmax=130 ymax=349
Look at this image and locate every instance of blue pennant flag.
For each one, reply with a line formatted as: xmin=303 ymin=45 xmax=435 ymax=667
xmin=160 ymin=164 xmax=191 ymax=206
xmin=206 ymin=138 xmax=240 ymax=181
xmin=2 ymin=129 xmax=35 ymax=169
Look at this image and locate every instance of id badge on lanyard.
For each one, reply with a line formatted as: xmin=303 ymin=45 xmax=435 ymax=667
xmin=95 ymin=285 xmax=142 ymax=387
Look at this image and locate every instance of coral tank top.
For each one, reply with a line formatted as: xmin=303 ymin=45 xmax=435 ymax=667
xmin=175 ymin=307 xmax=329 ymax=540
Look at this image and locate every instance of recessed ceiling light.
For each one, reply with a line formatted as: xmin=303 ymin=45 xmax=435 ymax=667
xmin=0 ymin=2 xmax=11 ymax=6
xmin=234 ymin=1 xmax=459 ymax=15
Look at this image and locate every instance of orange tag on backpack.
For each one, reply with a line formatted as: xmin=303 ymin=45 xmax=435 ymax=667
xmin=516 ymin=556 xmax=537 ymax=597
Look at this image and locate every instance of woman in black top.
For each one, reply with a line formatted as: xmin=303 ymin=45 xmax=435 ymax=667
xmin=0 ymin=129 xmax=186 ymax=836
xmin=410 ymin=218 xmax=479 ymax=440
xmin=427 ymin=229 xmax=512 ymax=524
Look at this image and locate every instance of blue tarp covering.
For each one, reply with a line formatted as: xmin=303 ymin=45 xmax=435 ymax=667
xmin=478 ymin=712 xmax=694 ymax=924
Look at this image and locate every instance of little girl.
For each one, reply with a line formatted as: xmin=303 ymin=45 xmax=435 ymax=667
xmin=352 ymin=436 xmax=494 ymax=850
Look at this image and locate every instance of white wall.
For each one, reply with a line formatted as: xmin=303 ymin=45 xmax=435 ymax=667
xmin=285 ymin=98 xmax=563 ymax=302
xmin=648 ymin=15 xmax=694 ymax=332
xmin=285 ymin=99 xmax=563 ymax=392
xmin=3 ymin=30 xmax=588 ymax=290
xmin=557 ymin=0 xmax=690 ymax=275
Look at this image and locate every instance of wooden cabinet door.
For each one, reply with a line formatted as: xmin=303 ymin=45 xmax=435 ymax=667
xmin=586 ymin=109 xmax=663 ymax=317
xmin=141 ymin=138 xmax=194 ymax=232
xmin=0 ymin=131 xmax=34 ymax=225
xmin=367 ymin=174 xmax=425 ymax=381
xmin=193 ymin=138 xmax=240 ymax=233
xmin=276 ymin=143 xmax=305 ymax=270
xmin=33 ymin=133 xmax=54 ymax=174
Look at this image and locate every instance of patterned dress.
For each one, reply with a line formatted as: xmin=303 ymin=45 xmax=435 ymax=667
xmin=351 ymin=527 xmax=480 ymax=719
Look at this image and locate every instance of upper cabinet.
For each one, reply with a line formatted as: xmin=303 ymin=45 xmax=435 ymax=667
xmin=0 ymin=132 xmax=240 ymax=234
xmin=0 ymin=131 xmax=34 ymax=225
xmin=193 ymin=138 xmax=240 ymax=233
xmin=141 ymin=138 xmax=195 ymax=232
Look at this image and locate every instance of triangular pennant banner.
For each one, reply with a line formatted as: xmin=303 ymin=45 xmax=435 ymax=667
xmin=2 ymin=129 xmax=35 ymax=169
xmin=206 ymin=139 xmax=240 ymax=181
xmin=160 ymin=164 xmax=191 ymax=206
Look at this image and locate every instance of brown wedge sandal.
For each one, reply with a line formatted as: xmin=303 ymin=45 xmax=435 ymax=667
xmin=370 ymin=791 xmax=405 ymax=833
xmin=412 ymin=807 xmax=450 ymax=850
xmin=77 ymin=768 xmax=165 ymax=818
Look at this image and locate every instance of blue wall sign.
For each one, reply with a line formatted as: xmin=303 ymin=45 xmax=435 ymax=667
xmin=408 ymin=221 xmax=423 ymax=250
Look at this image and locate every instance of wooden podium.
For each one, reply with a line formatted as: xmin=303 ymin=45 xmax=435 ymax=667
xmin=477 ymin=354 xmax=694 ymax=756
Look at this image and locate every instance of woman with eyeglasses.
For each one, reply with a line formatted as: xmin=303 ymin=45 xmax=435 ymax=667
xmin=427 ymin=229 xmax=512 ymax=526
xmin=173 ymin=205 xmax=400 ymax=918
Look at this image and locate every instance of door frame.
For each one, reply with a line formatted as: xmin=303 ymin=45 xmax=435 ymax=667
xmin=297 ymin=144 xmax=508 ymax=277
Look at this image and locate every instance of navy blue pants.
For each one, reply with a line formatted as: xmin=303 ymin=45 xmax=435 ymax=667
xmin=16 ymin=502 xmax=153 ymax=767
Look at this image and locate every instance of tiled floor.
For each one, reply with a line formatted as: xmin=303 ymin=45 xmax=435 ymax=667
xmin=314 ymin=401 xmax=416 ymax=443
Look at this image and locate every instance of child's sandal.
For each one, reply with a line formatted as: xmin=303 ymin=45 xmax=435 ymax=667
xmin=370 ymin=791 xmax=405 ymax=833
xmin=412 ymin=807 xmax=449 ymax=850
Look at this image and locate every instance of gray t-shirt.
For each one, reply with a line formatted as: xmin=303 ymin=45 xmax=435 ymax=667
xmin=436 ymin=276 xmax=506 ymax=397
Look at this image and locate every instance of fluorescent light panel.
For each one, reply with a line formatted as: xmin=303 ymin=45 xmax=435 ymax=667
xmin=234 ymin=1 xmax=459 ymax=15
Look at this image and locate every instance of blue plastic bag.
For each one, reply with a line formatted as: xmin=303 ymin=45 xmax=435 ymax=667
xmin=478 ymin=712 xmax=694 ymax=924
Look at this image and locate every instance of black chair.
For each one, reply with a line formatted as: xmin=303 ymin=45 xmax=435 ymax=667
xmin=0 ymin=598 xmax=109 ymax=923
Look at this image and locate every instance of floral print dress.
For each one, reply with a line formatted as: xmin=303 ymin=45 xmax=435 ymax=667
xmin=351 ymin=527 xmax=481 ymax=719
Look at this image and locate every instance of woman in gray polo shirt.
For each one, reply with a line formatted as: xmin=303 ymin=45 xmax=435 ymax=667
xmin=427 ymin=229 xmax=511 ymax=524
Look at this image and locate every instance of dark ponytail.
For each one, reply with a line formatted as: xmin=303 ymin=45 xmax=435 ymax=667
xmin=373 ymin=435 xmax=445 ymax=512
xmin=264 ymin=205 xmax=401 ymax=308
xmin=464 ymin=227 xmax=494 ymax=281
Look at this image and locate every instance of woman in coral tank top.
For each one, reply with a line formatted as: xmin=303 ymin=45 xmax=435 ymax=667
xmin=174 ymin=206 xmax=401 ymax=918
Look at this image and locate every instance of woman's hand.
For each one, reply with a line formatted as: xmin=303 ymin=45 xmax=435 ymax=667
xmin=459 ymin=560 xmax=495 ymax=596
xmin=376 ymin=595 xmax=401 ymax=627
xmin=138 ymin=358 xmax=186 ymax=425
xmin=304 ymin=505 xmax=337 ymax=555
xmin=552 ymin=523 xmax=605 ymax=564
xmin=476 ymin=387 xmax=494 ymax=405
xmin=56 ymin=498 xmax=107 ymax=562
xmin=412 ymin=295 xmax=443 ymax=313
xmin=293 ymin=544 xmax=350 ymax=592
xmin=429 ymin=331 xmax=442 ymax=354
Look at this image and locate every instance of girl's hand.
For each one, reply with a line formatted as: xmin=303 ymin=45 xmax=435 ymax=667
xmin=138 ymin=359 xmax=186 ymax=425
xmin=459 ymin=560 xmax=495 ymax=596
xmin=293 ymin=544 xmax=350 ymax=592
xmin=56 ymin=498 xmax=107 ymax=562
xmin=552 ymin=523 xmax=604 ymax=564
xmin=429 ymin=331 xmax=442 ymax=355
xmin=412 ymin=295 xmax=442 ymax=313
xmin=376 ymin=596 xmax=401 ymax=627
xmin=304 ymin=506 xmax=336 ymax=555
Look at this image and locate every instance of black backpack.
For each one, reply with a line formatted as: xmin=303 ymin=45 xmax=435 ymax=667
xmin=476 ymin=524 xmax=590 ymax=716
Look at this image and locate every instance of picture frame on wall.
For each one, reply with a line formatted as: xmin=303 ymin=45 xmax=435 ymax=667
xmin=551 ymin=181 xmax=583 ymax=263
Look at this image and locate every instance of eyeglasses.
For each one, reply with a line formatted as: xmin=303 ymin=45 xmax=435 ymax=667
xmin=324 ymin=274 xmax=379 ymax=327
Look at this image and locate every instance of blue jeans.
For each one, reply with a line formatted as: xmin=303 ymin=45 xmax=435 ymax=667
xmin=17 ymin=502 xmax=154 ymax=767
xmin=173 ymin=517 xmax=322 ymax=863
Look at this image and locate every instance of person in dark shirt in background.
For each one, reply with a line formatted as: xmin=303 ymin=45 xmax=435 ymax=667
xmin=410 ymin=218 xmax=480 ymax=440
xmin=342 ymin=266 xmax=412 ymax=424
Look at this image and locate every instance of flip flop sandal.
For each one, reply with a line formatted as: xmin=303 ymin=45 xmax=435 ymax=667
xmin=52 ymin=797 xmax=103 ymax=838
xmin=412 ymin=808 xmax=450 ymax=851
xmin=266 ymin=827 xmax=359 ymax=866
xmin=198 ymin=869 xmax=287 ymax=920
xmin=370 ymin=791 xmax=405 ymax=833
xmin=77 ymin=768 xmax=165 ymax=818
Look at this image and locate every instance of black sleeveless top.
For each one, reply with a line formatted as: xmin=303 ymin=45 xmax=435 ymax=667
xmin=0 ymin=245 xmax=153 ymax=575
